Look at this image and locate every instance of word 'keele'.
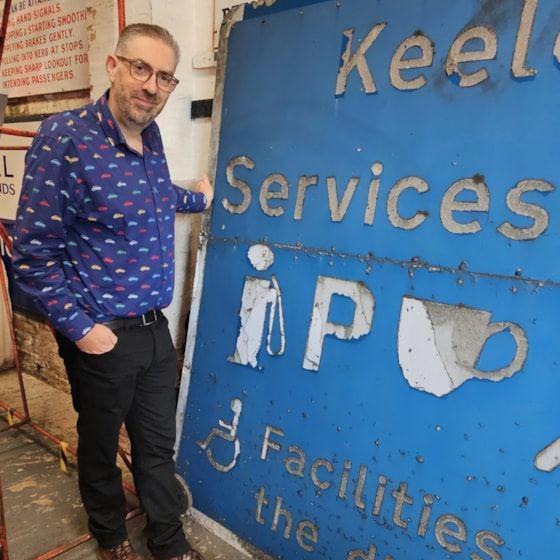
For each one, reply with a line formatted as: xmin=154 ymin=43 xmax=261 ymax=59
xmin=336 ymin=0 xmax=545 ymax=95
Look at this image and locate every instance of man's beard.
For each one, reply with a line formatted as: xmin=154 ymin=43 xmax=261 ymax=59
xmin=114 ymin=82 xmax=162 ymax=129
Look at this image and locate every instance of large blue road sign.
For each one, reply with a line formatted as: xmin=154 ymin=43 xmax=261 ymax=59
xmin=176 ymin=1 xmax=560 ymax=558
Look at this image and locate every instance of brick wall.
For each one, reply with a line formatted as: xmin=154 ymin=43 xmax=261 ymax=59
xmin=13 ymin=309 xmax=189 ymax=391
xmin=13 ymin=312 xmax=69 ymax=393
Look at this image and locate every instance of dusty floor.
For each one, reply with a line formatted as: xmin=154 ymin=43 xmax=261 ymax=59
xmin=0 ymin=368 xmax=262 ymax=560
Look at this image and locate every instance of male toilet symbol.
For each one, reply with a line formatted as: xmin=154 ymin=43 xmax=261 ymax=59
xmin=198 ymin=398 xmax=243 ymax=473
xmin=229 ymin=244 xmax=285 ymax=368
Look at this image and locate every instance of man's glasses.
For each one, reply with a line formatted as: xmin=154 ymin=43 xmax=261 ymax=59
xmin=115 ymin=55 xmax=179 ymax=93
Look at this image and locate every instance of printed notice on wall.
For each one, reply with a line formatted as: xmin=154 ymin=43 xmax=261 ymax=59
xmin=0 ymin=150 xmax=26 ymax=222
xmin=0 ymin=0 xmax=89 ymax=98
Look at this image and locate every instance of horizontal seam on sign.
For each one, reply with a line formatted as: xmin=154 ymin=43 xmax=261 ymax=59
xmin=208 ymin=234 xmax=557 ymax=289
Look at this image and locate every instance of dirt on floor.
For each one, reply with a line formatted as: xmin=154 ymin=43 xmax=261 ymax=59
xmin=0 ymin=368 xmax=266 ymax=560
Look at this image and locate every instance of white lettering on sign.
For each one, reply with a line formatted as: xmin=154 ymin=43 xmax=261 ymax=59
xmin=222 ymin=156 xmax=254 ymax=214
xmin=440 ymin=177 xmax=489 ymax=235
xmin=386 ymin=176 xmax=429 ymax=230
xmin=335 ymin=24 xmax=387 ymax=96
xmin=389 ymin=32 xmax=434 ymax=91
xmin=445 ymin=26 xmax=498 ymax=88
xmin=303 ymin=276 xmax=375 ymax=372
xmin=1 ymin=0 xmax=88 ymax=97
xmin=327 ymin=175 xmax=360 ymax=222
xmin=497 ymin=179 xmax=555 ymax=240
xmin=255 ymin=487 xmax=319 ymax=552
xmin=511 ymin=0 xmax=538 ymax=78
xmin=258 ymin=424 xmax=506 ymax=559
xmin=335 ymin=0 xmax=542 ymax=96
xmin=222 ymin=156 xmax=557 ymax=242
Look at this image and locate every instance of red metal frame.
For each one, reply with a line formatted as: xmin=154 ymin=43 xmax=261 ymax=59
xmin=0 ymin=127 xmax=35 ymax=138
xmin=118 ymin=0 xmax=126 ymax=32
xmin=0 ymin=225 xmax=30 ymax=424
xmin=33 ymin=508 xmax=143 ymax=560
xmin=0 ymin=480 xmax=8 ymax=560
xmin=0 ymin=0 xmax=12 ymax=71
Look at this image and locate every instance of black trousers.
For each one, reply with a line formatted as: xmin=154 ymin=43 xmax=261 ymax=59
xmin=55 ymin=316 xmax=188 ymax=558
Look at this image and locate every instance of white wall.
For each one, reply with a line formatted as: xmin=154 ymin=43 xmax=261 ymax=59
xmin=152 ymin=0 xmax=216 ymax=347
xmin=87 ymin=0 xmax=219 ymax=346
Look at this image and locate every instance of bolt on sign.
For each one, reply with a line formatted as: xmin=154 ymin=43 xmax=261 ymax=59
xmin=0 ymin=0 xmax=89 ymax=98
xmin=175 ymin=1 xmax=560 ymax=558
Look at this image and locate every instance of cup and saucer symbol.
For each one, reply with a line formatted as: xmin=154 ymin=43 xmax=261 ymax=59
xmin=397 ymin=296 xmax=529 ymax=398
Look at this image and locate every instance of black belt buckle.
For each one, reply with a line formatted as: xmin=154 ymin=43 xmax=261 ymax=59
xmin=141 ymin=309 xmax=158 ymax=326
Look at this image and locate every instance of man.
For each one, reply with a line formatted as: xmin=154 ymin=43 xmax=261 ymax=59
xmin=12 ymin=24 xmax=212 ymax=560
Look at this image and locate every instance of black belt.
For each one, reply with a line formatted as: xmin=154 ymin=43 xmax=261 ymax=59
xmin=102 ymin=309 xmax=163 ymax=331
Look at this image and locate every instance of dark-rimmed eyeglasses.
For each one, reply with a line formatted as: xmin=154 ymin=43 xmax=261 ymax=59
xmin=115 ymin=55 xmax=179 ymax=93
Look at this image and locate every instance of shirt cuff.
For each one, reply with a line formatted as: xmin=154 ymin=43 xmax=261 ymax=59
xmin=53 ymin=308 xmax=96 ymax=341
xmin=181 ymin=190 xmax=207 ymax=213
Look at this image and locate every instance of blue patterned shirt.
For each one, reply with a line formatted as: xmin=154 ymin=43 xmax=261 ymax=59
xmin=12 ymin=91 xmax=207 ymax=341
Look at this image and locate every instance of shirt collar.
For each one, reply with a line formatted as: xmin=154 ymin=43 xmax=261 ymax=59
xmin=93 ymin=89 xmax=160 ymax=153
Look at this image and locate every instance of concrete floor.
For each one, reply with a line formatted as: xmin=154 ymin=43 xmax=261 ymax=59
xmin=0 ymin=368 xmax=262 ymax=560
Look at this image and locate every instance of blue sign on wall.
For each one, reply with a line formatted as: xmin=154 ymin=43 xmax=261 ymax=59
xmin=177 ymin=1 xmax=560 ymax=558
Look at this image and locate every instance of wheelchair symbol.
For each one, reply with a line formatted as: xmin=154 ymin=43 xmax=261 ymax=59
xmin=198 ymin=398 xmax=243 ymax=473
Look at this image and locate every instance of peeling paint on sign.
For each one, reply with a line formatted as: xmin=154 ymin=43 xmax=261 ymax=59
xmin=229 ymin=246 xmax=285 ymax=368
xmin=303 ymin=276 xmax=374 ymax=371
xmin=177 ymin=1 xmax=560 ymax=558
xmin=398 ymin=296 xmax=528 ymax=397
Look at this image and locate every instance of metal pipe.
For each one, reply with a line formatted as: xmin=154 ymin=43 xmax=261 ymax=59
xmin=118 ymin=0 xmax=126 ymax=32
xmin=0 ymin=127 xmax=36 ymax=138
xmin=33 ymin=535 xmax=92 ymax=560
xmin=0 ymin=226 xmax=30 ymax=422
xmin=0 ymin=224 xmax=30 ymax=421
xmin=0 ymin=421 xmax=28 ymax=433
xmin=0 ymin=402 xmax=74 ymax=453
xmin=0 ymin=479 xmax=9 ymax=560
xmin=0 ymin=0 xmax=12 ymax=70
xmin=32 ymin=507 xmax=143 ymax=560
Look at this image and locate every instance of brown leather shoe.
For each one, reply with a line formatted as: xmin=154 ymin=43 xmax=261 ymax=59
xmin=97 ymin=539 xmax=140 ymax=560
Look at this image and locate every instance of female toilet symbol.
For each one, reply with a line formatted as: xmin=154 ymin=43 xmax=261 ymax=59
xmin=228 ymin=244 xmax=286 ymax=368
xmin=198 ymin=398 xmax=243 ymax=473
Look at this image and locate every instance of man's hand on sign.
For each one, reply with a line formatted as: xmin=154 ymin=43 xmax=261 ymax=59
xmin=76 ymin=324 xmax=118 ymax=354
xmin=196 ymin=174 xmax=214 ymax=209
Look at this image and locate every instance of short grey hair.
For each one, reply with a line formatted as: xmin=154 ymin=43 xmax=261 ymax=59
xmin=116 ymin=23 xmax=180 ymax=64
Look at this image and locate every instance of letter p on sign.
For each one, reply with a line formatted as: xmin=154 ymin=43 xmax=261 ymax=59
xmin=303 ymin=276 xmax=375 ymax=371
